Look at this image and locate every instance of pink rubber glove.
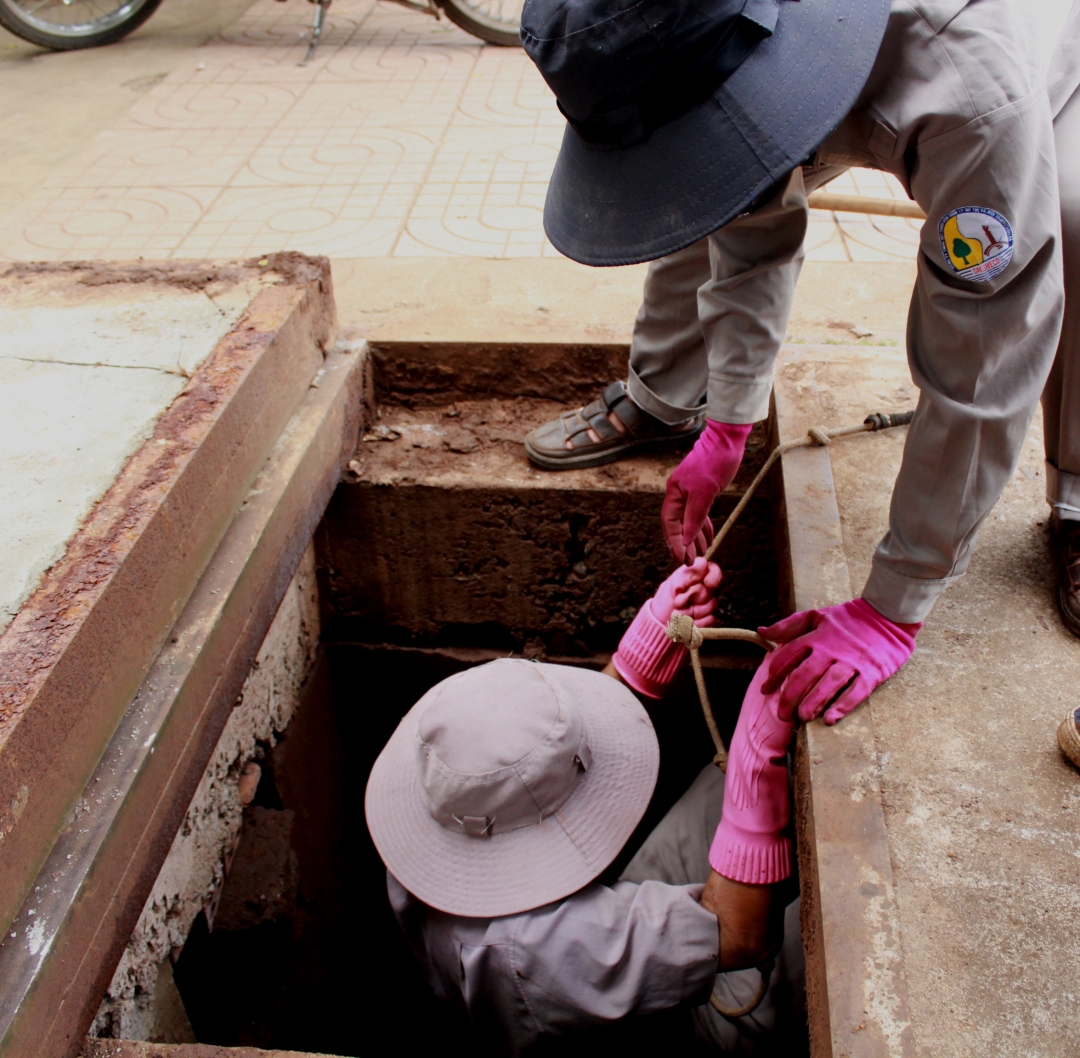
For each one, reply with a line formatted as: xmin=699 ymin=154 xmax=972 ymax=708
xmin=758 ymin=597 xmax=921 ymax=725
xmin=710 ymin=662 xmax=794 ymax=884
xmin=662 ymin=421 xmax=752 ymax=564
xmin=612 ymin=558 xmax=722 ymax=698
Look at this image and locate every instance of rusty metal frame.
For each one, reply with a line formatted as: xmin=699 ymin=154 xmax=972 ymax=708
xmin=0 ymin=259 xmax=336 ymax=946
xmin=773 ymin=369 xmax=915 ymax=1058
xmin=0 ymin=342 xmax=367 ymax=1058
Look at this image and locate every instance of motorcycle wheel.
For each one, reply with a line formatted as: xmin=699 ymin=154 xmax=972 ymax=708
xmin=437 ymin=0 xmax=521 ymax=46
xmin=0 ymin=0 xmax=163 ymax=50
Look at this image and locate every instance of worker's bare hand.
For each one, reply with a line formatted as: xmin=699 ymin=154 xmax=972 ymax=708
xmin=701 ymin=869 xmax=773 ymax=971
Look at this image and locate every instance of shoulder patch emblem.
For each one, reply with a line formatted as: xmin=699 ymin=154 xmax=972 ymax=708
xmin=938 ymin=207 xmax=1014 ymax=282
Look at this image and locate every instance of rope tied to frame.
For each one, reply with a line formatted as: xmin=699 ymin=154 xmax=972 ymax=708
xmin=665 ymin=409 xmax=914 ymax=771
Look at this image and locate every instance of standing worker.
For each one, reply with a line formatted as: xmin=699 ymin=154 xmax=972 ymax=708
xmin=521 ymin=0 xmax=1080 ymax=747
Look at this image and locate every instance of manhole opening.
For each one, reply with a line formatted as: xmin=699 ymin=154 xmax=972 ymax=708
xmin=168 ymin=342 xmax=789 ymax=1054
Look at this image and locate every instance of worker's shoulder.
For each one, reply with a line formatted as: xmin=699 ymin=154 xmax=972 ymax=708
xmin=862 ymin=0 xmax=1068 ymax=133
xmin=904 ymin=0 xmax=969 ymax=34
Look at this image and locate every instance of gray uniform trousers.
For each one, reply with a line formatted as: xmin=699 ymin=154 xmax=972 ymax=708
xmin=621 ymin=763 xmax=807 ymax=1055
xmin=626 ymin=0 xmax=1080 ymax=624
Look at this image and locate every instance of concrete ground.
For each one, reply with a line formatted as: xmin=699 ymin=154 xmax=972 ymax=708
xmin=776 ymin=345 xmax=1080 ymax=1056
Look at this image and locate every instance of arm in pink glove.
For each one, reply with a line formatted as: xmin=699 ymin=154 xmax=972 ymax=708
xmin=611 ymin=558 xmax=722 ymax=699
xmin=758 ymin=597 xmax=921 ymax=725
xmin=709 ymin=662 xmax=794 ymax=885
xmin=662 ymin=420 xmax=753 ymax=564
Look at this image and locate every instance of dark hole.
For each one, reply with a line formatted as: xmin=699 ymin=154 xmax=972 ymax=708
xmin=171 ymin=644 xmax=751 ymax=1055
xmin=170 ymin=354 xmax=791 ymax=1054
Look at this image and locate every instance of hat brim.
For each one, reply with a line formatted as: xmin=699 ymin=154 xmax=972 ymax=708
xmin=543 ymin=0 xmax=890 ymax=266
xmin=365 ymin=663 xmax=659 ymax=918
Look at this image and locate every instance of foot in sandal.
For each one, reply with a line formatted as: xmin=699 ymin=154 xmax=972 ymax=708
xmin=524 ymin=380 xmax=703 ymax=470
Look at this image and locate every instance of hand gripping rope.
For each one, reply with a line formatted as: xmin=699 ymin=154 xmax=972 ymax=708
xmin=663 ymin=409 xmax=912 ymax=1019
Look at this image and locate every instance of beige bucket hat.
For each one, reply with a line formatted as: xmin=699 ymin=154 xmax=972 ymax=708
xmin=365 ymin=659 xmax=659 ymax=918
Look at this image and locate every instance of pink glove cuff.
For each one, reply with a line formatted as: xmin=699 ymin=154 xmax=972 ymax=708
xmin=611 ymin=602 xmax=686 ymax=700
xmin=703 ymin=418 xmax=754 ymax=452
xmin=708 ymin=823 xmax=791 ymax=886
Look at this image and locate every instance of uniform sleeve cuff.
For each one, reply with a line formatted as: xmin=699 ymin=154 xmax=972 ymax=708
xmin=861 ymin=562 xmax=957 ymax=625
xmin=706 ymin=377 xmax=773 ymax=426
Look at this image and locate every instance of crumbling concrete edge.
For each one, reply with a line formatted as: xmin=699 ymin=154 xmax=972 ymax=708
xmin=82 ymin=1038 xmax=348 ymax=1058
xmin=774 ymin=367 xmax=915 ymax=1058
xmin=91 ymin=545 xmax=320 ymax=1040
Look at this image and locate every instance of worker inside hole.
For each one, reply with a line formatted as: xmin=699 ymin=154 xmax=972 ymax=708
xmin=519 ymin=0 xmax=1080 ymax=763
xmin=365 ymin=559 xmax=808 ymax=1054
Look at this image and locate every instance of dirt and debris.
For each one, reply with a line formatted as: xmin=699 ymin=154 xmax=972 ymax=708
xmin=1 ymin=252 xmax=329 ymax=293
xmin=321 ymin=389 xmax=779 ymax=657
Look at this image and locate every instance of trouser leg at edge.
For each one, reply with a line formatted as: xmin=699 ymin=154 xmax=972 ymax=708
xmin=696 ymin=165 xmax=846 ymax=425
xmin=1046 ymin=83 xmax=1080 ymax=520
xmin=627 ymin=239 xmax=712 ymax=425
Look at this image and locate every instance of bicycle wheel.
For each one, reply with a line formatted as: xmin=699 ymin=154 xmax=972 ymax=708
xmin=437 ymin=0 xmax=522 ymax=46
xmin=0 ymin=0 xmax=163 ymax=50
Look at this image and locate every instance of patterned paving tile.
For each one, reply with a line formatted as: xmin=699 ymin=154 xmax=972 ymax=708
xmin=3 ymin=0 xmax=921 ymax=263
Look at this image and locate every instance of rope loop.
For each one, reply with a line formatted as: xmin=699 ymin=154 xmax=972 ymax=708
xmin=710 ymin=959 xmax=775 ymax=1019
xmin=806 ymin=426 xmax=832 ymax=447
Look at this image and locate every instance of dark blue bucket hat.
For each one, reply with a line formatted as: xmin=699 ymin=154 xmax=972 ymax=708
xmin=521 ymin=0 xmax=890 ymax=266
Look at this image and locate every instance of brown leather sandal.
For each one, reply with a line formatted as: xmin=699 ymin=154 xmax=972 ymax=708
xmin=524 ymin=380 xmax=703 ymax=470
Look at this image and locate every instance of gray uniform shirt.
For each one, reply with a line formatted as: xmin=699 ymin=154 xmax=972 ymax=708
xmin=814 ymin=0 xmax=1079 ymax=618
xmin=627 ymin=0 xmax=1080 ymax=622
xmin=388 ymin=872 xmax=719 ymax=1055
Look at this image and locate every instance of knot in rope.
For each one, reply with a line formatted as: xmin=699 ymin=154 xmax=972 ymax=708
xmin=807 ymin=426 xmax=832 ymax=446
xmin=666 ymin=613 xmax=704 ymax=650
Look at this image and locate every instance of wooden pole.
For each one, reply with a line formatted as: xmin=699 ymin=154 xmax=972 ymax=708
xmin=807 ymin=192 xmax=926 ymax=220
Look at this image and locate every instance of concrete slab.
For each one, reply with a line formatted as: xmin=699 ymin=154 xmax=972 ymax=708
xmin=331 ymin=257 xmax=915 ymax=348
xmin=0 ymin=340 xmax=364 ymax=1058
xmin=0 ymin=264 xmax=265 ymax=634
xmin=776 ymin=345 xmax=1080 ymax=1055
xmin=0 ymin=256 xmax=335 ymax=959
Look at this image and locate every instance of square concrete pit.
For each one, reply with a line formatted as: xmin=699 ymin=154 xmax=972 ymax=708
xmin=1 ymin=252 xmax=933 ymax=1057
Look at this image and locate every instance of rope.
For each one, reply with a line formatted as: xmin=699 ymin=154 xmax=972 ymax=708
xmin=664 ymin=409 xmax=914 ymax=771
xmin=659 ymin=409 xmax=911 ymax=1020
xmin=704 ymin=411 xmax=912 ymax=564
xmin=710 ymin=958 xmax=775 ymax=1019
